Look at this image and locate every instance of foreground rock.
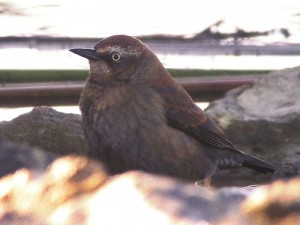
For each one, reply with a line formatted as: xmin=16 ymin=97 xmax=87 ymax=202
xmin=0 ymin=141 xmax=57 ymax=178
xmin=0 ymin=155 xmax=107 ymax=224
xmin=0 ymin=155 xmax=299 ymax=225
xmin=241 ymin=178 xmax=300 ymax=225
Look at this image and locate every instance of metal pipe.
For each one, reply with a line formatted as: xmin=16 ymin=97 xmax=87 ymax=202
xmin=0 ymin=76 xmax=259 ymax=107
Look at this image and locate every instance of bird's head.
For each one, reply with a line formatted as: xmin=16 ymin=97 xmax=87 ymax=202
xmin=70 ymin=35 xmax=161 ymax=85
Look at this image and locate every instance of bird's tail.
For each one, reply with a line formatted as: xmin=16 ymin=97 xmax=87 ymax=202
xmin=242 ymin=153 xmax=276 ymax=174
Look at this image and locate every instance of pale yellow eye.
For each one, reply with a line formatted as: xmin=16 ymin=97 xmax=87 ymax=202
xmin=112 ymin=53 xmax=121 ymax=61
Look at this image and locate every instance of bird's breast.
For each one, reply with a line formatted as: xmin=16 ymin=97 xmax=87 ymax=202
xmin=85 ymin=85 xmax=167 ymax=146
xmin=80 ymin=84 xmax=214 ymax=179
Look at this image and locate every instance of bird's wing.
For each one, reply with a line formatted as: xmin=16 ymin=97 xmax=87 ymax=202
xmin=152 ymin=81 xmax=238 ymax=151
xmin=167 ymin=108 xmax=236 ymax=150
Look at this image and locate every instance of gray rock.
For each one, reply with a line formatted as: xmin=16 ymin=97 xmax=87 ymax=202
xmin=0 ymin=107 xmax=91 ymax=157
xmin=0 ymin=141 xmax=57 ymax=178
xmin=272 ymin=154 xmax=300 ymax=180
xmin=206 ymin=66 xmax=300 ymax=162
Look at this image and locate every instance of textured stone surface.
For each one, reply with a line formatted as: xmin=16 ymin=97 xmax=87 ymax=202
xmin=0 ymin=107 xmax=90 ymax=157
xmin=206 ymin=66 xmax=300 ymax=161
xmin=205 ymin=66 xmax=300 ymax=186
xmin=272 ymin=154 xmax=300 ymax=180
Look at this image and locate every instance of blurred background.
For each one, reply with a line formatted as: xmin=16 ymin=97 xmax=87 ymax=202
xmin=1 ymin=0 xmax=300 ymax=120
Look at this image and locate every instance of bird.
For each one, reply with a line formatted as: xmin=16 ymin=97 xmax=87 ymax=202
xmin=70 ymin=35 xmax=276 ymax=183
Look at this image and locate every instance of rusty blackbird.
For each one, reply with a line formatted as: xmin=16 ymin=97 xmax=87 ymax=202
xmin=70 ymin=35 xmax=275 ymax=182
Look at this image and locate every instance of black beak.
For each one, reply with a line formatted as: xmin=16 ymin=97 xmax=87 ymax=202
xmin=69 ymin=48 xmax=99 ymax=60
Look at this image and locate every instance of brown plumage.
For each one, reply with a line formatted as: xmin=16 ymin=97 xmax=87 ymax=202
xmin=70 ymin=35 xmax=276 ymax=181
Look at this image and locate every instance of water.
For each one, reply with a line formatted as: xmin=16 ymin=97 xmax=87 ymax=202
xmin=1 ymin=1 xmax=300 ymax=70
xmin=1 ymin=0 xmax=300 ymax=121
xmin=1 ymin=0 xmax=300 ymax=42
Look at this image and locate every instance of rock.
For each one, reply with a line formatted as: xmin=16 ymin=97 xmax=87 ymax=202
xmin=0 ymin=155 xmax=107 ymax=224
xmin=44 ymin=175 xmax=300 ymax=225
xmin=206 ymin=66 xmax=300 ymax=161
xmin=205 ymin=66 xmax=300 ymax=186
xmin=0 ymin=141 xmax=57 ymax=178
xmin=0 ymin=155 xmax=299 ymax=225
xmin=68 ymin=172 xmax=248 ymax=225
xmin=242 ymin=178 xmax=300 ymax=225
xmin=272 ymin=154 xmax=300 ymax=180
xmin=0 ymin=107 xmax=91 ymax=157
xmin=0 ymin=155 xmax=249 ymax=225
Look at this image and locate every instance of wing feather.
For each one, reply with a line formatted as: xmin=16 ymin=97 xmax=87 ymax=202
xmin=151 ymin=77 xmax=238 ymax=151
